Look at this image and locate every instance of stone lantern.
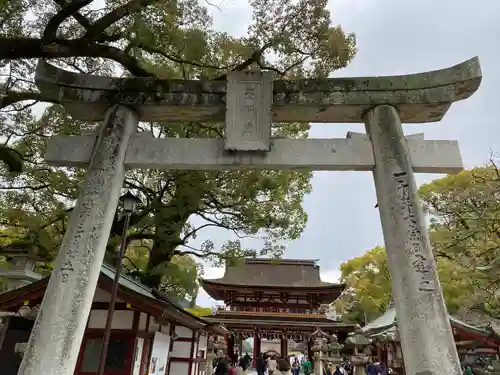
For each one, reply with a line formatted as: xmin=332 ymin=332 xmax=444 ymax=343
xmin=206 ymin=335 xmax=226 ymax=374
xmin=346 ymin=326 xmax=372 ymax=375
xmin=310 ymin=328 xmax=343 ymax=375
xmin=0 ymin=245 xmax=43 ymax=291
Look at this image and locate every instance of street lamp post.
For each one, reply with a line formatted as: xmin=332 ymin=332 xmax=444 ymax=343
xmin=97 ymin=191 xmax=141 ymax=375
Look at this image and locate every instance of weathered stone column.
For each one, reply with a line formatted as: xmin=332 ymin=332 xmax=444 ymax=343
xmin=18 ymin=105 xmax=139 ymax=375
xmin=365 ymin=105 xmax=461 ymax=375
xmin=347 ymin=328 xmax=371 ymax=375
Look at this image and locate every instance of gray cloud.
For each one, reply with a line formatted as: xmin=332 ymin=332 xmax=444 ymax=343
xmin=196 ymin=0 xmax=500 ymax=305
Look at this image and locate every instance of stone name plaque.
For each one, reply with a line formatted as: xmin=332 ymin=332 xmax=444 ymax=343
xmin=225 ymin=70 xmax=273 ymax=151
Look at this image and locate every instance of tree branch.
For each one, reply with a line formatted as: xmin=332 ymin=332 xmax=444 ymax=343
xmin=52 ymin=0 xmax=92 ymax=29
xmin=43 ymin=40 xmax=153 ymax=76
xmin=43 ymin=0 xmax=94 ymax=43
xmin=85 ymin=0 xmax=159 ymax=39
xmin=181 ymin=222 xmax=219 ymax=242
xmin=130 ymin=41 xmax=227 ymax=70
xmin=123 ymin=255 xmax=141 ymax=272
xmin=214 ymin=42 xmax=273 ymax=80
xmin=0 ymin=184 xmax=50 ymax=191
xmin=0 ymin=37 xmax=152 ymax=84
xmin=173 ymin=244 xmax=229 ymax=260
xmin=0 ymin=90 xmax=59 ymax=110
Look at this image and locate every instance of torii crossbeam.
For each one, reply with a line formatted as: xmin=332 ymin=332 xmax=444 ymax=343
xmin=19 ymin=58 xmax=481 ymax=375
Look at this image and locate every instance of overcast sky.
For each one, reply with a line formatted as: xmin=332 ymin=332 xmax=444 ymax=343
xmin=194 ymin=0 xmax=500 ymax=307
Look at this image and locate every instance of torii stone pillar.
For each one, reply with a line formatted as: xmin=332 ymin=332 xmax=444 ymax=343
xmin=18 ymin=105 xmax=138 ymax=375
xmin=365 ymin=105 xmax=461 ymax=375
xmin=26 ymin=57 xmax=481 ymax=375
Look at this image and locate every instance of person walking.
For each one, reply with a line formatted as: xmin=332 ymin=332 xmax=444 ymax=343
xmin=236 ymin=357 xmax=249 ymax=375
xmin=243 ymin=353 xmax=252 ymax=369
xmin=256 ymin=353 xmax=267 ymax=375
xmin=302 ymin=357 xmax=312 ymax=375
xmin=341 ymin=358 xmax=353 ymax=375
xmin=213 ymin=351 xmax=224 ymax=374
xmin=378 ymin=362 xmax=388 ymax=375
xmin=267 ymin=356 xmax=278 ymax=375
xmin=275 ymin=359 xmax=292 ymax=375
xmin=292 ymin=358 xmax=300 ymax=375
xmin=214 ymin=357 xmax=230 ymax=375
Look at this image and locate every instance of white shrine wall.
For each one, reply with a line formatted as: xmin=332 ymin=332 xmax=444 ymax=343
xmin=169 ymin=359 xmax=190 ymax=375
xmin=87 ymin=288 xmax=136 ymax=330
xmin=261 ymin=340 xmax=281 ymax=355
xmin=139 ymin=312 xmax=148 ymax=331
xmin=87 ymin=309 xmax=135 ymax=329
xmin=86 ymin=287 xmax=211 ymax=375
xmin=196 ymin=332 xmax=209 ymax=375
xmin=168 ymin=324 xmax=204 ymax=375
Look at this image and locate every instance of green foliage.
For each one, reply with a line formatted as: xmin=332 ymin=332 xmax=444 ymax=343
xmin=334 ymin=246 xmax=391 ymax=324
xmin=185 ymin=306 xmax=212 ymax=317
xmin=337 ymin=161 xmax=500 ymax=323
xmin=336 ymin=246 xmax=476 ymax=324
xmin=419 ymin=163 xmax=500 ymax=318
xmin=0 ymin=0 xmax=357 ymax=290
xmin=124 ymin=242 xmax=201 ymax=302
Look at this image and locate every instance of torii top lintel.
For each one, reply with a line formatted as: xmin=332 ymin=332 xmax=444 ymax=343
xmin=35 ymin=57 xmax=481 ymax=124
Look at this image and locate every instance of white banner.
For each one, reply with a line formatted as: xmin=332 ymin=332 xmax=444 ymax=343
xmin=149 ymin=332 xmax=171 ymax=375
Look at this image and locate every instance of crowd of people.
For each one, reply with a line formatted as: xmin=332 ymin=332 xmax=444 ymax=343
xmin=255 ymin=354 xmax=313 ymax=375
xmin=212 ymin=352 xmax=313 ymax=375
xmin=212 ymin=351 xmax=394 ymax=375
xmin=366 ymin=361 xmax=389 ymax=375
xmin=212 ymin=351 xmax=252 ymax=375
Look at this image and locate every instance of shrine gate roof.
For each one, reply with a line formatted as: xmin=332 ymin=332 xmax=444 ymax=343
xmin=200 ymin=258 xmax=345 ymax=302
xmin=201 ymin=258 xmax=343 ymax=288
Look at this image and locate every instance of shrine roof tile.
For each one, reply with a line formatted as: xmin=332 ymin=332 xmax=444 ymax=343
xmin=201 ymin=258 xmax=344 ymax=289
xmin=362 ymin=308 xmax=397 ymax=333
xmin=100 ymin=262 xmax=155 ymax=299
xmin=363 ymin=307 xmax=500 ymax=342
xmin=0 ymin=264 xmax=226 ymax=335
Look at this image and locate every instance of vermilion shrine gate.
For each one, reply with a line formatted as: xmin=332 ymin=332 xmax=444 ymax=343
xmin=200 ymin=259 xmax=356 ymax=361
xmin=17 ymin=56 xmax=482 ymax=375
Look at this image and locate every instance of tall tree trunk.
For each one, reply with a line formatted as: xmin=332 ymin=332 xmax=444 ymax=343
xmin=142 ymin=175 xmax=205 ymax=288
xmin=142 ymin=206 xmax=186 ymax=288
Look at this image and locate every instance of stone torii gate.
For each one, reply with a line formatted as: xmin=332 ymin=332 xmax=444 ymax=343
xmin=19 ymin=58 xmax=481 ymax=375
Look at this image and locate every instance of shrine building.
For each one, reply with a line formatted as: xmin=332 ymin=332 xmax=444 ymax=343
xmin=363 ymin=301 xmax=500 ymax=374
xmin=0 ymin=248 xmax=226 ymax=375
xmin=199 ymin=258 xmax=357 ymax=361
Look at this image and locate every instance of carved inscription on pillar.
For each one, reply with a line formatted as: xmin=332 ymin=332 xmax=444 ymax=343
xmin=59 ymin=202 xmax=94 ymax=282
xmin=225 ymin=71 xmax=273 ymax=151
xmin=393 ymin=171 xmax=437 ymax=292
